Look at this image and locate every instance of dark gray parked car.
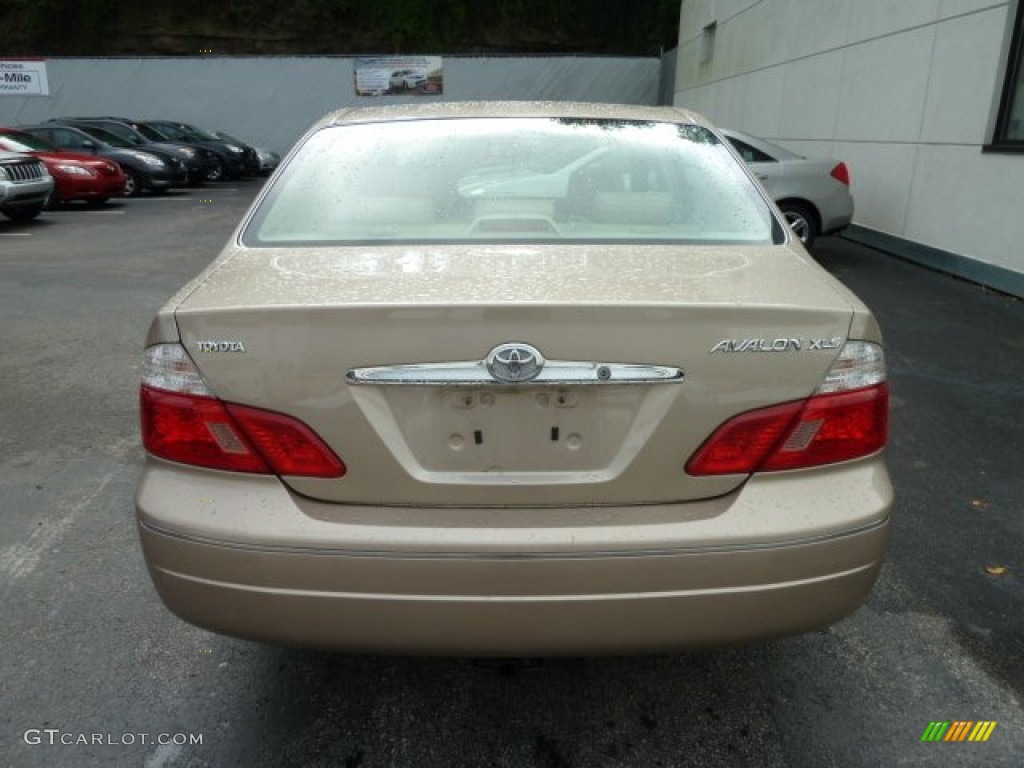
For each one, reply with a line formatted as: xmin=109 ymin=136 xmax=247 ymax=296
xmin=48 ymin=117 xmax=217 ymax=185
xmin=21 ymin=124 xmax=187 ymax=197
xmin=141 ymin=121 xmax=254 ymax=181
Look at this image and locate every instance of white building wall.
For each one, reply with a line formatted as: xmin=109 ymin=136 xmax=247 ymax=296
xmin=674 ymin=0 xmax=1023 ymax=290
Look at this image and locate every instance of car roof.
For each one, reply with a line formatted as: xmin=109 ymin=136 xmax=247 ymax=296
xmin=52 ymin=117 xmax=145 ymax=132
xmin=24 ymin=123 xmax=116 ymax=142
xmin=49 ymin=116 xmax=131 ymax=122
xmin=23 ymin=123 xmax=89 ymax=133
xmin=317 ymin=101 xmax=711 ymax=130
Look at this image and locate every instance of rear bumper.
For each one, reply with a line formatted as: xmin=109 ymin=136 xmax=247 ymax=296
xmin=818 ymin=187 xmax=854 ymax=236
xmin=137 ymin=456 xmax=893 ymax=655
xmin=140 ymin=520 xmax=888 ymax=655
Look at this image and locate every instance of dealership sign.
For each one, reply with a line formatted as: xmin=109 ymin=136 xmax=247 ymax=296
xmin=0 ymin=60 xmax=49 ymax=95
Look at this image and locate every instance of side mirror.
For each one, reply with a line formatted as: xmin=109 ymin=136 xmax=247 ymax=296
xmin=81 ymin=140 xmax=97 ymax=153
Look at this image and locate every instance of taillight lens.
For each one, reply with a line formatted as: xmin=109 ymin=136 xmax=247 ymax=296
xmin=223 ymin=403 xmax=346 ymax=477
xmin=140 ymin=344 xmax=345 ymax=478
xmin=759 ymin=384 xmax=888 ymax=471
xmin=830 ymin=162 xmax=851 ymax=186
xmin=687 ymin=341 xmax=887 ymax=475
xmin=141 ymin=387 xmax=270 ymax=473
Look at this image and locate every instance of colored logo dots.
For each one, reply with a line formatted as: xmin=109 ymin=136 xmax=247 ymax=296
xmin=921 ymin=721 xmax=997 ymax=742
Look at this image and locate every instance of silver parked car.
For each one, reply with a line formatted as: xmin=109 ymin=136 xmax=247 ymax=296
xmin=722 ymin=129 xmax=853 ymax=248
xmin=137 ymin=102 xmax=891 ymax=656
xmin=0 ymin=149 xmax=53 ymax=222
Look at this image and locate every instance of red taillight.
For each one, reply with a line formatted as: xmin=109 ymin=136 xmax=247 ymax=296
xmin=762 ymin=384 xmax=888 ymax=469
xmin=684 ymin=401 xmax=804 ymax=476
xmin=141 ymin=386 xmax=267 ymax=473
xmin=141 ymin=385 xmax=345 ymax=478
xmin=224 ymin=403 xmax=346 ymax=478
xmin=686 ymin=383 xmax=888 ymax=476
xmin=830 ymin=162 xmax=850 ymax=186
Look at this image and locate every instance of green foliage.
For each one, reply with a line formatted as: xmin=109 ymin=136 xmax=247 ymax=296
xmin=0 ymin=0 xmax=681 ymax=55
xmin=3 ymin=0 xmax=119 ymax=53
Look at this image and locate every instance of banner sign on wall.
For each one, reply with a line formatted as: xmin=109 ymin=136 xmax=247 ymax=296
xmin=0 ymin=60 xmax=49 ymax=95
xmin=354 ymin=56 xmax=443 ymax=97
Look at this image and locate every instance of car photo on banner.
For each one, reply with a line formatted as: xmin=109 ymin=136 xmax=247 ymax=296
xmin=354 ymin=56 xmax=444 ymax=96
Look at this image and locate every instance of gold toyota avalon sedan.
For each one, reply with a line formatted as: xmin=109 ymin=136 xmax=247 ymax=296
xmin=137 ymin=102 xmax=892 ymax=655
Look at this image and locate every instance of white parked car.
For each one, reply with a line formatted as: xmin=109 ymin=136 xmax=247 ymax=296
xmin=722 ymin=129 xmax=853 ymax=248
xmin=390 ymin=69 xmax=427 ymax=91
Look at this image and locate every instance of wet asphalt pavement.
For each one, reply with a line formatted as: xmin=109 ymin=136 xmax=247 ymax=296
xmin=1 ymin=184 xmax=1021 ymax=767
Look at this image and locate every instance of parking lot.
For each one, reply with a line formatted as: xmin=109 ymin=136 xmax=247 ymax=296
xmin=1 ymin=184 xmax=1022 ymax=767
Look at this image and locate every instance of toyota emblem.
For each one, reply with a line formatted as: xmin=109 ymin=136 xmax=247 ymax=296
xmin=486 ymin=342 xmax=544 ymax=383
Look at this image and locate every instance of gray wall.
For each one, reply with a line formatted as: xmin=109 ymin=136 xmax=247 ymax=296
xmin=0 ymin=56 xmax=661 ymax=155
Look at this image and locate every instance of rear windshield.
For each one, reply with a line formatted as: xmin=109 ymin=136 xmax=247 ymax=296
xmin=243 ymin=117 xmax=782 ymax=246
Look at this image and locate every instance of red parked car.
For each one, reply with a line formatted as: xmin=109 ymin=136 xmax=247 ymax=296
xmin=0 ymin=128 xmax=125 ymax=207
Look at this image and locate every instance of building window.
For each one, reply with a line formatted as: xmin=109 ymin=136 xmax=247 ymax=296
xmin=700 ymin=22 xmax=717 ymax=64
xmin=990 ymin=0 xmax=1024 ymax=150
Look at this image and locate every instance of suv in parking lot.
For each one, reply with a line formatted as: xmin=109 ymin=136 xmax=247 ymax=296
xmin=0 ymin=149 xmax=53 ymax=221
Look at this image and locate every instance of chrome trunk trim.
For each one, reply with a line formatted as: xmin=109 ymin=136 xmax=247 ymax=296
xmin=347 ymin=360 xmax=684 ymax=386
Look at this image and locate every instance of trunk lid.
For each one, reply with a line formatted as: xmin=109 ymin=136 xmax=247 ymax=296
xmin=172 ymin=242 xmax=856 ymax=506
